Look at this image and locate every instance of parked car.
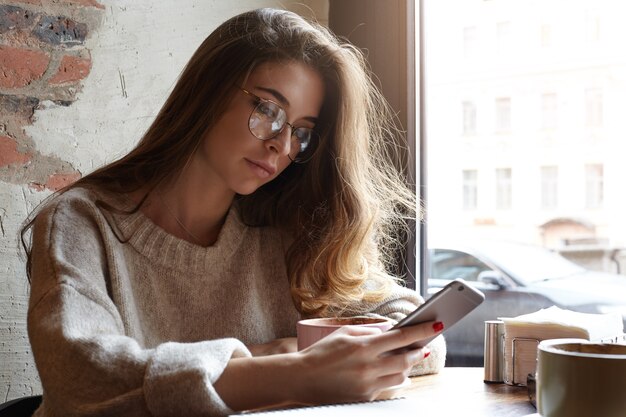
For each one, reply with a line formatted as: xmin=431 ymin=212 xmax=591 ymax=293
xmin=427 ymin=240 xmax=626 ymax=366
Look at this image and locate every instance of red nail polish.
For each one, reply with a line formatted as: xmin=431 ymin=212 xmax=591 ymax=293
xmin=433 ymin=321 xmax=444 ymax=332
xmin=424 ymin=350 xmax=431 ymax=359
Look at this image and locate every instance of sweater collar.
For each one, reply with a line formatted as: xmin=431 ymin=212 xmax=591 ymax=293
xmin=108 ymin=192 xmax=248 ymax=273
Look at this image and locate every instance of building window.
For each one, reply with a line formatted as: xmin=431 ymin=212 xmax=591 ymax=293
xmin=463 ymin=26 xmax=477 ymax=59
xmin=495 ymin=168 xmax=512 ymax=209
xmin=462 ymin=170 xmax=478 ymax=210
xmin=585 ymin=14 xmax=601 ymax=42
xmin=585 ymin=88 xmax=603 ymax=127
xmin=495 ymin=97 xmax=511 ymax=132
xmin=496 ymin=21 xmax=511 ymax=55
xmin=540 ymin=23 xmax=552 ymax=48
xmin=541 ymin=93 xmax=558 ymax=130
xmin=585 ymin=164 xmax=604 ymax=209
xmin=462 ymin=101 xmax=477 ymax=135
xmin=540 ymin=166 xmax=558 ymax=209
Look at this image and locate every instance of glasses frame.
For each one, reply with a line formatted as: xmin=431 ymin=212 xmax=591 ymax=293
xmin=239 ymin=87 xmax=318 ymax=163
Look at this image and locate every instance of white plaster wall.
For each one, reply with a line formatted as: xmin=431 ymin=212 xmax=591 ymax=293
xmin=1 ymin=0 xmax=327 ymax=402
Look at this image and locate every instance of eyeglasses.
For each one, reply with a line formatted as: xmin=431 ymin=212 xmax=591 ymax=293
xmin=240 ymin=88 xmax=319 ymax=163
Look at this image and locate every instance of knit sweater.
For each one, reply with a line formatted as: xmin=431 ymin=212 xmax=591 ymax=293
xmin=27 ymin=186 xmax=445 ymax=417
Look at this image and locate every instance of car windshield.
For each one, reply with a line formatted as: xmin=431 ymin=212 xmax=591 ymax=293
xmin=476 ymin=242 xmax=586 ymax=283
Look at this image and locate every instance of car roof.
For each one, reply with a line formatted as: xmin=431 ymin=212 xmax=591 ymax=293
xmin=428 ymin=239 xmax=587 ymax=284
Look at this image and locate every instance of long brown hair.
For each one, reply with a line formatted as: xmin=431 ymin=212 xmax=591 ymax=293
xmin=22 ymin=8 xmax=417 ymax=317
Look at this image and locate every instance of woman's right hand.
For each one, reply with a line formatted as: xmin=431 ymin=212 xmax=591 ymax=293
xmin=290 ymin=320 xmax=443 ymax=405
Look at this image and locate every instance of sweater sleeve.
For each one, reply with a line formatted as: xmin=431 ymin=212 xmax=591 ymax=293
xmin=27 ymin=197 xmax=251 ymax=417
xmin=352 ymin=280 xmax=447 ymax=376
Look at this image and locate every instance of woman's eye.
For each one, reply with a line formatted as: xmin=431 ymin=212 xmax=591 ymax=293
xmin=257 ymin=101 xmax=278 ymax=119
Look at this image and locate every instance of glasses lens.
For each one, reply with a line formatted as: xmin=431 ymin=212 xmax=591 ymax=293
xmin=245 ymin=92 xmax=318 ymax=163
xmin=290 ymin=128 xmax=318 ymax=163
xmin=249 ymin=101 xmax=286 ymax=139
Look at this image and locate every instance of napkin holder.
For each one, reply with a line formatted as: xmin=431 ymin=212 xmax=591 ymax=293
xmin=499 ymin=306 xmax=624 ymax=386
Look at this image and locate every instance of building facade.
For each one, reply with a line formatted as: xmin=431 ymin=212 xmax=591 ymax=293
xmin=425 ymin=0 xmax=626 ymax=272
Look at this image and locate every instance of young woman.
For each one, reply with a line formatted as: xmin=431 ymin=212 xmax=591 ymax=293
xmin=23 ymin=8 xmax=445 ymax=417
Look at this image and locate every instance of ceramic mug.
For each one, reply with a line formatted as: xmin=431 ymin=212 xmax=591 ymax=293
xmin=536 ymin=338 xmax=626 ymax=417
xmin=296 ymin=316 xmax=394 ymax=351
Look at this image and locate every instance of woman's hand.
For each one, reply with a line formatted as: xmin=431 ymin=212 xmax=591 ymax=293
xmin=214 ymin=321 xmax=442 ymax=412
xmin=248 ymin=337 xmax=297 ymax=356
xmin=291 ymin=320 xmax=443 ymax=405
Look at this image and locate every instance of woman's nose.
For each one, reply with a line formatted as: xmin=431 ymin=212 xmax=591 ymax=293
xmin=266 ymin=124 xmax=293 ymax=157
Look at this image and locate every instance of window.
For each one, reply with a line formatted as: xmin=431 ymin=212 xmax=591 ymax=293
xmin=540 ymin=23 xmax=552 ymax=48
xmin=422 ymin=0 xmax=625 ymax=369
xmin=540 ymin=166 xmax=558 ymax=209
xmin=585 ymin=164 xmax=603 ymax=209
xmin=462 ymin=100 xmax=477 ymax=135
xmin=496 ymin=21 xmax=511 ymax=56
xmin=541 ymin=93 xmax=558 ymax=130
xmin=463 ymin=26 xmax=477 ymax=59
xmin=585 ymin=88 xmax=603 ymax=127
xmin=462 ymin=170 xmax=478 ymax=210
xmin=424 ymin=0 xmax=624 ymax=259
xmin=495 ymin=97 xmax=511 ymax=132
xmin=495 ymin=168 xmax=512 ymax=210
xmin=585 ymin=13 xmax=601 ymax=42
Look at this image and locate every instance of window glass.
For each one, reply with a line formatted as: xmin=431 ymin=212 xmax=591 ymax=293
xmin=585 ymin=87 xmax=603 ymax=127
xmin=495 ymin=97 xmax=511 ymax=132
xmin=585 ymin=163 xmax=604 ymax=209
xmin=495 ymin=168 xmax=512 ymax=210
xmin=463 ymin=26 xmax=477 ymax=60
xmin=496 ymin=21 xmax=511 ymax=56
xmin=462 ymin=101 xmax=477 ymax=135
xmin=462 ymin=169 xmax=478 ymax=210
xmin=423 ymin=0 xmax=626 ymax=366
xmin=541 ymin=93 xmax=558 ymax=130
xmin=540 ymin=166 xmax=558 ymax=209
xmin=425 ymin=0 xmax=625 ymax=264
xmin=540 ymin=24 xmax=552 ymax=48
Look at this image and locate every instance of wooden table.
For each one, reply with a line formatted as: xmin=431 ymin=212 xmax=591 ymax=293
xmin=400 ymin=367 xmax=537 ymax=416
xmin=242 ymin=367 xmax=537 ymax=416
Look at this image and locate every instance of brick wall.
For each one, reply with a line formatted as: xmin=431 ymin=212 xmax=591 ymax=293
xmin=0 ymin=0 xmax=104 ymax=402
xmin=0 ymin=0 xmax=104 ymax=192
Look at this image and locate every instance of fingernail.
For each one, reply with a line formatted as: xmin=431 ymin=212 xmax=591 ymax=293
xmin=424 ymin=349 xmax=431 ymax=359
xmin=433 ymin=321 xmax=444 ymax=332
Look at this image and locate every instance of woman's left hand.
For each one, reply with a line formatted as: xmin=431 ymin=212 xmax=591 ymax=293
xmin=248 ymin=337 xmax=297 ymax=356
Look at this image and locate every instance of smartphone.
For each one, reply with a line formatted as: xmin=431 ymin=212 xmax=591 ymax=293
xmin=391 ymin=278 xmax=485 ymax=349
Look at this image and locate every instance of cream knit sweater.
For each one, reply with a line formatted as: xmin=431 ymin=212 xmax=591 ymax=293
xmin=27 ymin=186 xmax=445 ymax=417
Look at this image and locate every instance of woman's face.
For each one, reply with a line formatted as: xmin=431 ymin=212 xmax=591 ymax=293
xmin=195 ymin=61 xmax=325 ymax=196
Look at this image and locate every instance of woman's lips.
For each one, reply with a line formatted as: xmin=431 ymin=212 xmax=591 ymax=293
xmin=245 ymin=158 xmax=276 ymax=179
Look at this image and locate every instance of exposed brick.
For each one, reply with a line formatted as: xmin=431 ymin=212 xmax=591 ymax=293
xmin=49 ymin=54 xmax=91 ymax=84
xmin=0 ymin=5 xmax=39 ymax=34
xmin=47 ymin=171 xmax=81 ymax=190
xmin=30 ymin=171 xmax=81 ymax=192
xmin=0 ymin=46 xmax=50 ymax=88
xmin=0 ymin=135 xmax=32 ymax=167
xmin=14 ymin=0 xmax=105 ymax=10
xmin=33 ymin=15 xmax=88 ymax=46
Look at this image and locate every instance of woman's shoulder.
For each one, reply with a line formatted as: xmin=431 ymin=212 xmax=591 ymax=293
xmin=49 ymin=185 xmax=99 ymax=204
xmin=35 ymin=185 xmax=125 ymax=227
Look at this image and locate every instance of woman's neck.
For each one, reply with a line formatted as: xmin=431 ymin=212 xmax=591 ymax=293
xmin=138 ymin=175 xmax=235 ymax=247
